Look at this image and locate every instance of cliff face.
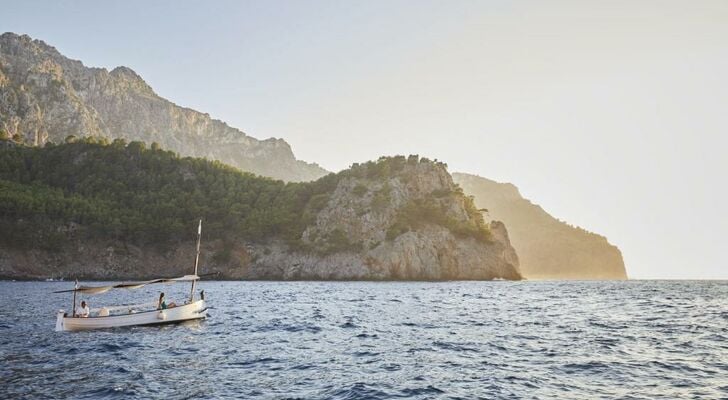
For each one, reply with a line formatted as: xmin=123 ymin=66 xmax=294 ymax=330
xmin=0 ymin=32 xmax=327 ymax=181
xmin=246 ymin=159 xmax=520 ymax=280
xmin=452 ymin=173 xmax=627 ymax=280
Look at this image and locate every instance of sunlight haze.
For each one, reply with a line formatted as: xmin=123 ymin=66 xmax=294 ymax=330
xmin=3 ymin=0 xmax=726 ymax=279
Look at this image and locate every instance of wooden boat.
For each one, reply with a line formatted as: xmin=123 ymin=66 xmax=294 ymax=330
xmin=54 ymin=220 xmax=208 ymax=332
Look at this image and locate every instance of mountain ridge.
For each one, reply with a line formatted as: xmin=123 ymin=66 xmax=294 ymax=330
xmin=0 ymin=32 xmax=328 ymax=182
xmin=453 ymin=172 xmax=627 ymax=280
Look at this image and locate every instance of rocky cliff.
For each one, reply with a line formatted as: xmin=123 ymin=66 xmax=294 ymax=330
xmin=0 ymin=142 xmax=521 ymax=281
xmin=245 ymin=158 xmax=520 ymax=280
xmin=452 ymin=173 xmax=627 ymax=280
xmin=0 ymin=32 xmax=327 ymax=181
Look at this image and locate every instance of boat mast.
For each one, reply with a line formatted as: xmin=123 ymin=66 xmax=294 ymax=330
xmin=189 ymin=219 xmax=202 ymax=302
xmin=71 ymin=279 xmax=78 ymax=317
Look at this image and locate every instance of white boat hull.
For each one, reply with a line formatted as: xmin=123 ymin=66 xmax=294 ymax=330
xmin=55 ymin=300 xmax=207 ymax=332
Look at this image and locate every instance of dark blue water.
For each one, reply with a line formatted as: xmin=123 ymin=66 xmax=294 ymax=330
xmin=0 ymin=281 xmax=726 ymax=399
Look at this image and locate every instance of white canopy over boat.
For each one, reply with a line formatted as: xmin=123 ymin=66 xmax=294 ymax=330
xmin=54 ymin=275 xmax=201 ymax=295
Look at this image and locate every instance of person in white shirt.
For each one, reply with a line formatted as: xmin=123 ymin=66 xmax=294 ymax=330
xmin=78 ymin=300 xmax=90 ymax=318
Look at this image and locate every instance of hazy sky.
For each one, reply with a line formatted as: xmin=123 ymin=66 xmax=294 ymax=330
xmin=3 ymin=0 xmax=727 ymax=279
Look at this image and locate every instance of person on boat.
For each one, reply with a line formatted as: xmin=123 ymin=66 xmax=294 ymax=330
xmin=157 ymin=292 xmax=176 ymax=310
xmin=78 ymin=301 xmax=90 ymax=318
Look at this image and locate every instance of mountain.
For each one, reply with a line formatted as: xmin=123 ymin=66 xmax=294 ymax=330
xmin=452 ymin=173 xmax=627 ymax=280
xmin=0 ymin=141 xmax=521 ymax=281
xmin=0 ymin=32 xmax=327 ymax=182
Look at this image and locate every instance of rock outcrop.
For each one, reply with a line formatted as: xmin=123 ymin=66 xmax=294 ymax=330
xmin=0 ymin=32 xmax=327 ymax=181
xmin=245 ymin=158 xmax=521 ymax=280
xmin=452 ymin=173 xmax=627 ymax=280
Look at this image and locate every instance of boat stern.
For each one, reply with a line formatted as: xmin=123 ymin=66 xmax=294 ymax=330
xmin=196 ymin=299 xmax=207 ymax=318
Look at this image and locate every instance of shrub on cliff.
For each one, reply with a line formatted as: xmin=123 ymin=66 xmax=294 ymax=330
xmin=386 ymin=198 xmax=491 ymax=243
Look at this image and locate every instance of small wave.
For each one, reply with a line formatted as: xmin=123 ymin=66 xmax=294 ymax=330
xmin=257 ymin=321 xmax=322 ymax=334
xmin=407 ymin=346 xmax=435 ymax=354
xmin=97 ymin=343 xmax=125 ymax=352
xmin=352 ymin=351 xmax=381 ymax=357
xmin=561 ymin=361 xmax=610 ymax=373
xmin=400 ymin=385 xmax=445 ymax=397
xmin=381 ymin=363 xmax=401 ymax=371
xmin=289 ymin=363 xmax=315 ymax=371
xmin=594 ymin=337 xmax=620 ymax=348
xmin=433 ymin=340 xmax=478 ymax=352
xmin=78 ymin=386 xmax=138 ymax=398
xmin=229 ymin=357 xmax=278 ymax=368
xmin=589 ymin=320 xmax=629 ymax=330
xmin=326 ymin=383 xmax=392 ymax=400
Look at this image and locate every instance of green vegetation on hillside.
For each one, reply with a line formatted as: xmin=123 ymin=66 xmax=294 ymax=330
xmin=0 ymin=138 xmax=336 ymax=249
xmin=0 ymin=140 xmax=489 ymax=252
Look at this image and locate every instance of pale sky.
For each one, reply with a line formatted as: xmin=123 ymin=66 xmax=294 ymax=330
xmin=3 ymin=0 xmax=727 ymax=279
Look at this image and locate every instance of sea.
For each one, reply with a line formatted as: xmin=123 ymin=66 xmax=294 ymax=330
xmin=0 ymin=280 xmax=726 ymax=399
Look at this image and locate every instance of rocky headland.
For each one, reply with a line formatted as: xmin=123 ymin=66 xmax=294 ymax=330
xmin=453 ymin=173 xmax=627 ymax=280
